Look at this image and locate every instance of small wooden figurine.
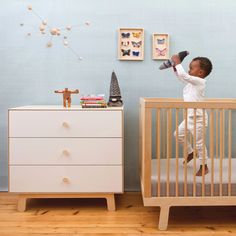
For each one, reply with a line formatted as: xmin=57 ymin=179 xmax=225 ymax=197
xmin=54 ymin=88 xmax=79 ymax=108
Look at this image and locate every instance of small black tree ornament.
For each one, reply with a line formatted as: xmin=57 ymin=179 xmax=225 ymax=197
xmin=107 ymin=71 xmax=123 ymax=107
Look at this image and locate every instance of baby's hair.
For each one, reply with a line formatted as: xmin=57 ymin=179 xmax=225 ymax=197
xmin=192 ymin=57 xmax=212 ymax=77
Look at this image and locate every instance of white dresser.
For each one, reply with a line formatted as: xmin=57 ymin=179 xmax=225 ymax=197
xmin=8 ymin=106 xmax=123 ymax=211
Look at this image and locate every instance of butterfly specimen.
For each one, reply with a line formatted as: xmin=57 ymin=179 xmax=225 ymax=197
xmin=156 ymin=48 xmax=167 ymax=56
xmin=132 ymin=32 xmax=142 ymax=38
xmin=121 ymin=49 xmax=131 ymax=56
xmin=121 ymin=32 xmax=130 ymax=38
xmin=157 ymin=38 xmax=165 ymax=44
xmin=121 ymin=41 xmax=130 ymax=46
xmin=132 ymin=51 xmax=140 ymax=56
xmin=131 ymin=41 xmax=142 ymax=48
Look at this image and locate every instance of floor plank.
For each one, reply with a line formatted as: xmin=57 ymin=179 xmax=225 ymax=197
xmin=0 ymin=192 xmax=235 ymax=235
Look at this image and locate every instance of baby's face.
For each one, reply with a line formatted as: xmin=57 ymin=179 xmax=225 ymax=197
xmin=188 ymin=60 xmax=204 ymax=78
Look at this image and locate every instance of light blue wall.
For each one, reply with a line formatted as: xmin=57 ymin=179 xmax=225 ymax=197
xmin=1 ymin=0 xmax=236 ymax=191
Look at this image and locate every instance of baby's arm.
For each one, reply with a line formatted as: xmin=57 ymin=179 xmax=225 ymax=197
xmin=175 ymin=64 xmax=204 ymax=85
xmin=172 ymin=55 xmax=187 ymax=84
xmin=171 ymin=55 xmax=203 ymax=85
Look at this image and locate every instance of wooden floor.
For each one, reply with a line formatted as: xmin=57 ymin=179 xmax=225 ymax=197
xmin=0 ymin=192 xmax=236 ymax=236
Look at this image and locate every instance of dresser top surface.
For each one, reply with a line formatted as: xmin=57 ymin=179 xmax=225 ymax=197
xmin=9 ymin=105 xmax=124 ymax=111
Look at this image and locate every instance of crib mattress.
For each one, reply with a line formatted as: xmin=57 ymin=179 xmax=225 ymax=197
xmin=151 ymin=158 xmax=236 ymax=197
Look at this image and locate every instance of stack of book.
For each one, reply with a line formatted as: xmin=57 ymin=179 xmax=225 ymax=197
xmin=80 ymin=95 xmax=107 ymax=108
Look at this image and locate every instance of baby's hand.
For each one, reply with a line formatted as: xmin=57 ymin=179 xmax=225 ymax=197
xmin=171 ymin=54 xmax=181 ymax=66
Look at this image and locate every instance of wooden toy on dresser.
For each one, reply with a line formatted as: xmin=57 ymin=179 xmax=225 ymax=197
xmin=54 ymin=88 xmax=79 ymax=108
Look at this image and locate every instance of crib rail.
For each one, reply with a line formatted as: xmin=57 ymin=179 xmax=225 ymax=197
xmin=139 ymin=98 xmax=236 ymax=199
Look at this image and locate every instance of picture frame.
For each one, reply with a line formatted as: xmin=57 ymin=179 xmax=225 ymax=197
xmin=118 ymin=28 xmax=144 ymax=61
xmin=152 ymin=33 xmax=169 ymax=60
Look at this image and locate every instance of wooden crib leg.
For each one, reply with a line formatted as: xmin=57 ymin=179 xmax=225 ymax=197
xmin=159 ymin=205 xmax=170 ymax=230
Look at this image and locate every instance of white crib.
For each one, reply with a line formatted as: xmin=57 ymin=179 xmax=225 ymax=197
xmin=139 ymin=98 xmax=236 ymax=230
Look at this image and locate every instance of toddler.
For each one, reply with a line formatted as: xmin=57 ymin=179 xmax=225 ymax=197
xmin=172 ymin=55 xmax=212 ymax=176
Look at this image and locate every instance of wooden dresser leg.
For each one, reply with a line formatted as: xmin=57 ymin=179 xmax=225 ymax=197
xmin=17 ymin=196 xmax=27 ymax=212
xmin=106 ymin=194 xmax=116 ymax=211
xmin=158 ymin=205 xmax=170 ymax=230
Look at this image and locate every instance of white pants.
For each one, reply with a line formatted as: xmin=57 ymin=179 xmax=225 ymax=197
xmin=174 ymin=116 xmax=208 ymax=164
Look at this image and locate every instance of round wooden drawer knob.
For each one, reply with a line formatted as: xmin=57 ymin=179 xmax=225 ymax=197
xmin=62 ymin=122 xmax=69 ymax=128
xmin=62 ymin=150 xmax=70 ymax=156
xmin=62 ymin=177 xmax=70 ymax=183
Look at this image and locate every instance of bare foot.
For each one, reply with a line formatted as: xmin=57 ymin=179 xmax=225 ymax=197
xmin=196 ymin=165 xmax=209 ymax=176
xmin=183 ymin=152 xmax=194 ymax=165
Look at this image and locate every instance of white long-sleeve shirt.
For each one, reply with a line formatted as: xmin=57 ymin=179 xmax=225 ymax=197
xmin=175 ymin=64 xmax=207 ymax=118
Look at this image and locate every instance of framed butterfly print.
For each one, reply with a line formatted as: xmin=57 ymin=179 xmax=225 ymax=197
xmin=118 ymin=28 xmax=144 ymax=61
xmin=152 ymin=33 xmax=169 ymax=60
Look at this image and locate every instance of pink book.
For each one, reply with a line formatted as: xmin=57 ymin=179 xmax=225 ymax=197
xmin=80 ymin=96 xmax=104 ymax=101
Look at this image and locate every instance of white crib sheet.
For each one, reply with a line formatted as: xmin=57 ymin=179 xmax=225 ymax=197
xmin=151 ymin=158 xmax=236 ymax=197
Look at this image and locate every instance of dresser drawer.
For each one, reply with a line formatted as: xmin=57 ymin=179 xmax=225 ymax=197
xmin=9 ymin=138 xmax=122 ymax=165
xmin=10 ymin=166 xmax=123 ymax=193
xmin=9 ymin=110 xmax=122 ymax=137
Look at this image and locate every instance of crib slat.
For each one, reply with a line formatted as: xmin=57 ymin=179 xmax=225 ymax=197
xmin=193 ymin=109 xmax=197 ymax=197
xmin=144 ymin=108 xmax=152 ymax=198
xmin=161 ymin=109 xmax=166 ymax=164
xmin=156 ymin=109 xmax=161 ymax=197
xmin=228 ymin=110 xmax=232 ymax=196
xmin=219 ymin=109 xmax=224 ymax=196
xmin=202 ymin=109 xmax=206 ymax=197
xmin=175 ymin=109 xmax=179 ymax=197
xmin=184 ymin=109 xmax=188 ymax=197
xmin=216 ymin=110 xmax=219 ymax=159
xmin=210 ymin=110 xmax=214 ymax=196
xmin=166 ymin=109 xmax=172 ymax=197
